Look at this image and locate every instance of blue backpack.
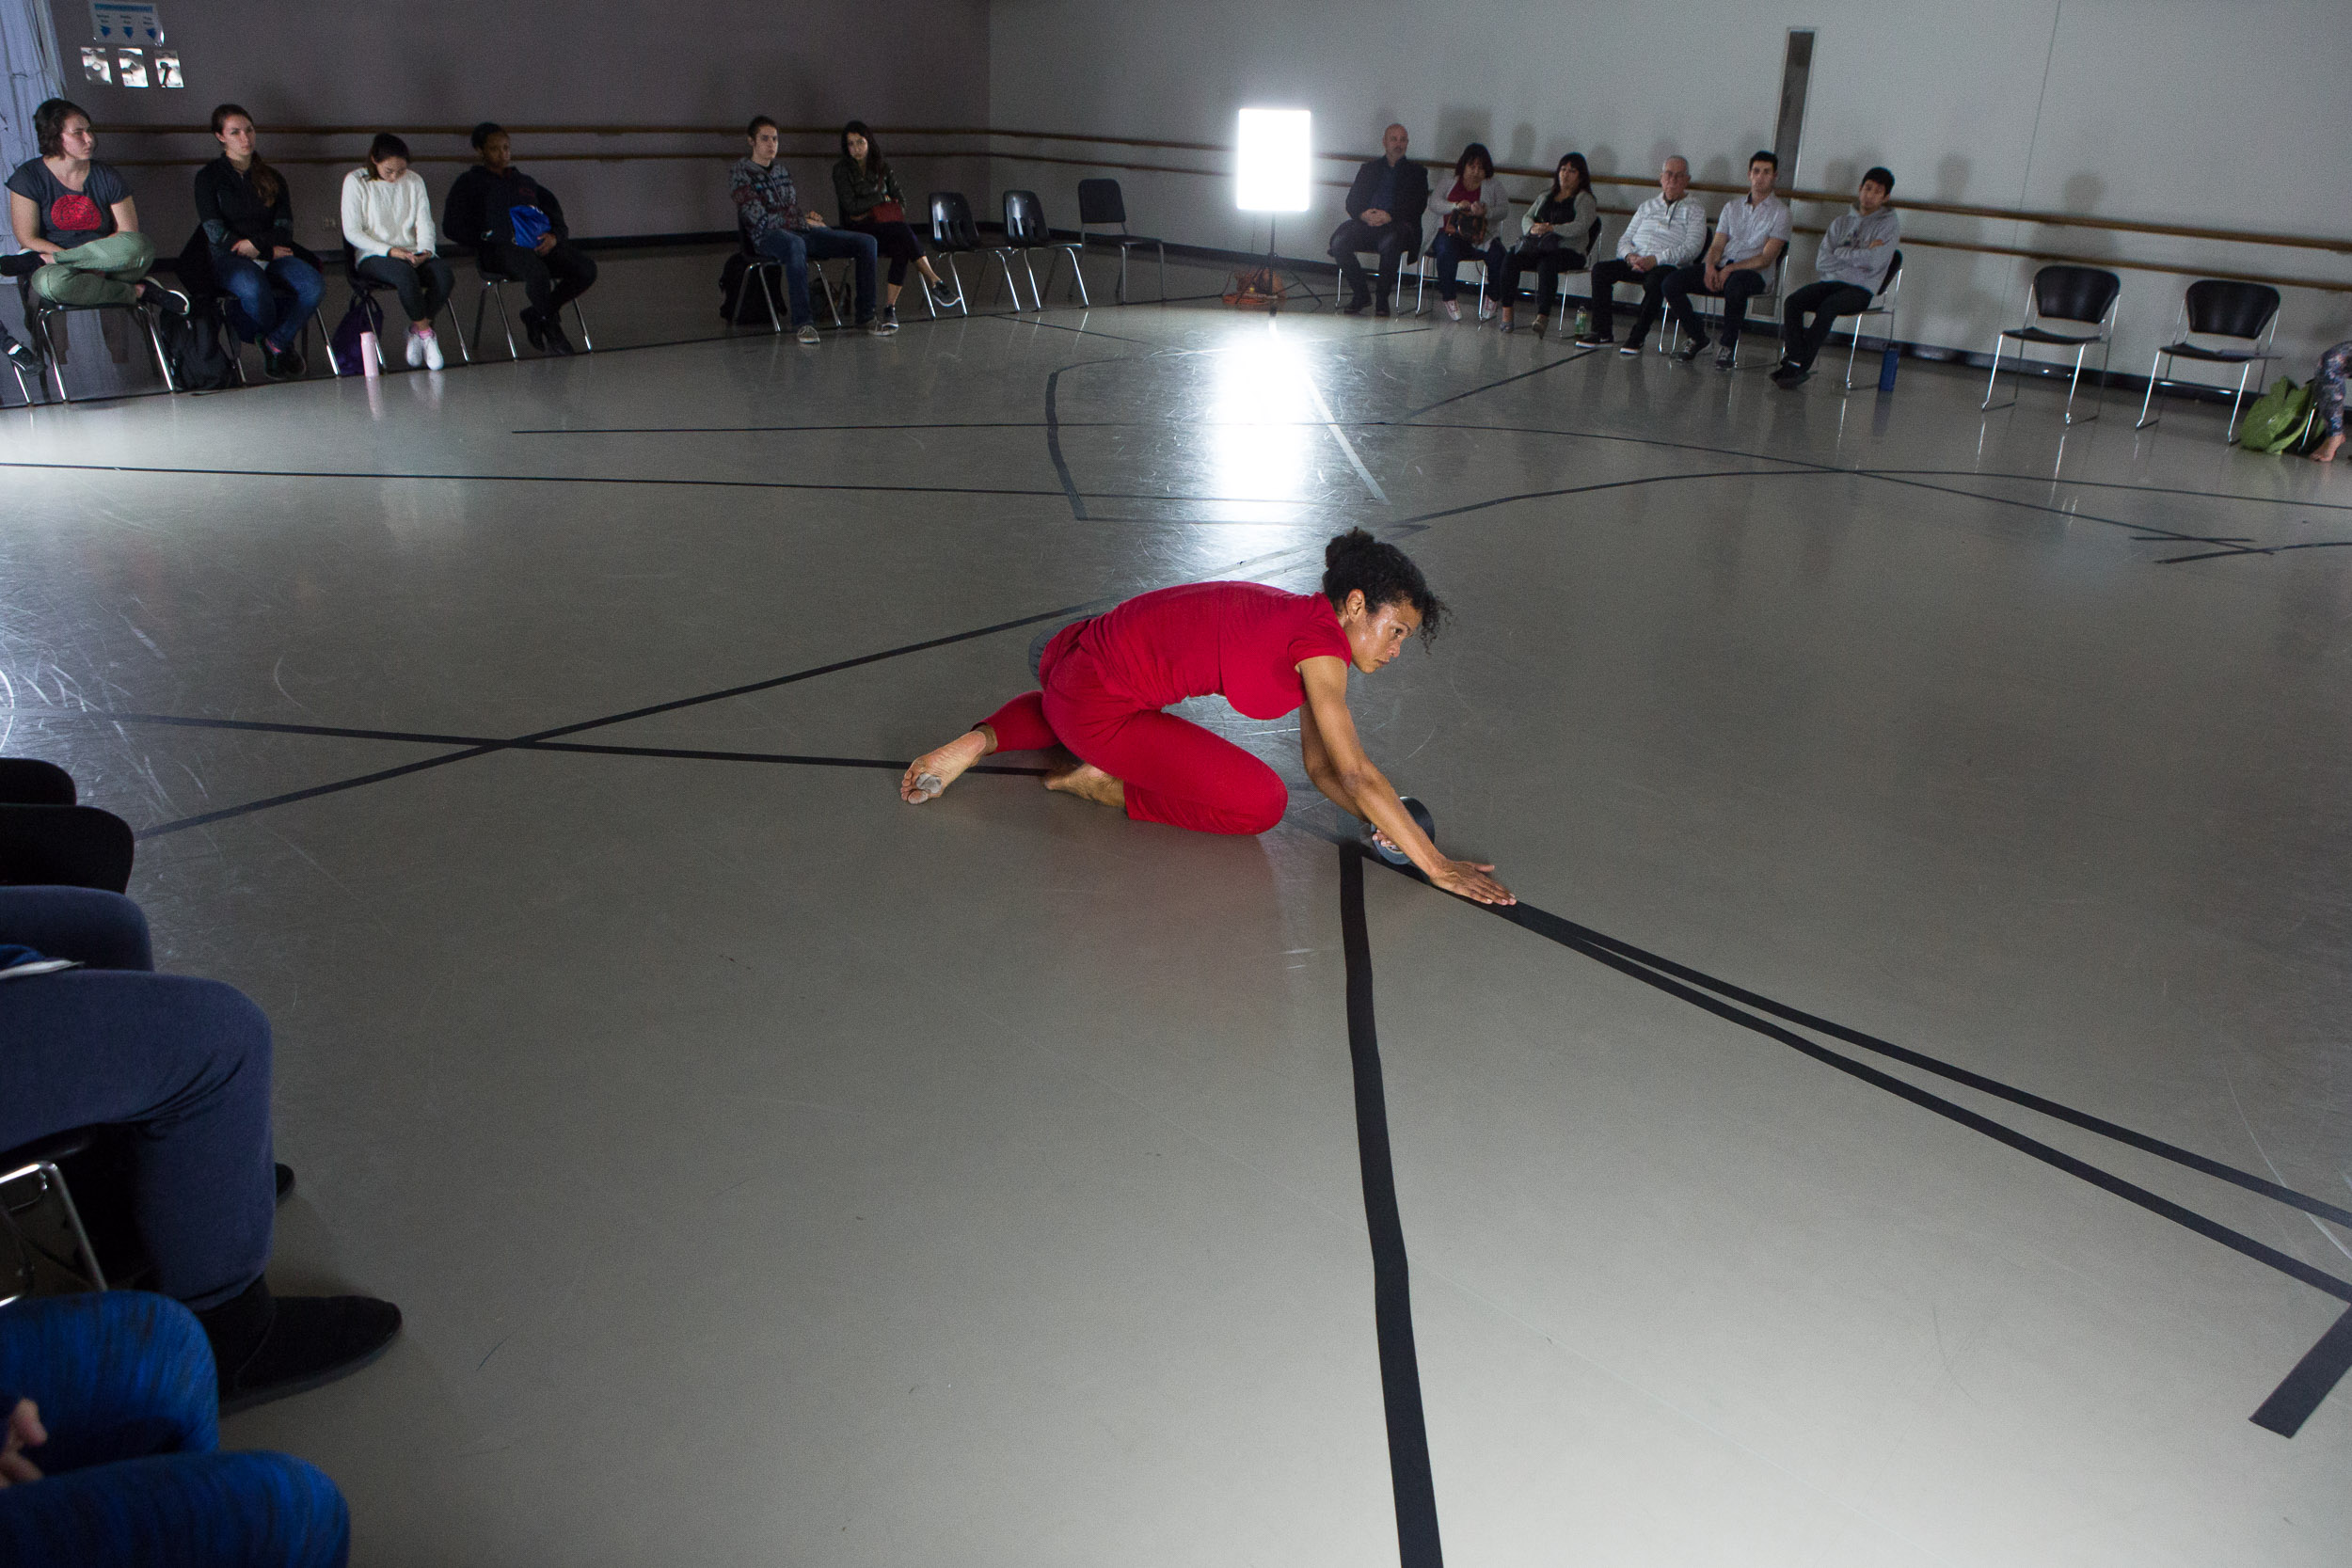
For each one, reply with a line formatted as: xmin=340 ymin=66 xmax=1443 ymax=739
xmin=509 ymin=204 xmax=551 ymax=247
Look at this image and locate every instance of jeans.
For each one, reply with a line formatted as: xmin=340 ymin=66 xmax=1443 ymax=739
xmin=1779 ymin=280 xmax=1876 ymax=371
xmin=354 ymin=253 xmax=454 ymax=325
xmin=1493 ymin=235 xmax=1587 ymax=318
xmin=480 ymin=238 xmax=596 ymax=317
xmin=1661 ymin=263 xmax=1768 ymax=345
xmin=1586 ymin=256 xmax=1673 ymax=341
xmin=1327 ymin=217 xmax=1419 ymax=307
xmin=27 ymin=231 xmax=157 ymax=309
xmin=215 ymin=254 xmax=324 ymax=351
xmin=0 ymin=1293 xmax=348 ymax=1567
xmin=0 ymin=887 xmax=275 ymax=1310
xmin=1430 ymin=232 xmax=1504 ymax=302
xmin=755 ymin=226 xmax=880 ymax=327
xmin=2316 ymin=341 xmax=2352 ymax=436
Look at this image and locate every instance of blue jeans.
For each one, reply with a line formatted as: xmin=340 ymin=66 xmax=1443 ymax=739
xmin=214 ymin=254 xmax=324 ymax=351
xmin=755 ymin=226 xmax=880 ymax=327
xmin=0 ymin=888 xmax=275 ymax=1310
xmin=0 ymin=1293 xmax=348 ymax=1567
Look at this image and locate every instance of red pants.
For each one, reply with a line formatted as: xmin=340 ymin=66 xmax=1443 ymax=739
xmin=978 ymin=626 xmax=1290 ymax=836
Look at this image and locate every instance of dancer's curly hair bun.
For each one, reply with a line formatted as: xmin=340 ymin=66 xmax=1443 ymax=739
xmin=1322 ymin=528 xmax=1446 ymax=643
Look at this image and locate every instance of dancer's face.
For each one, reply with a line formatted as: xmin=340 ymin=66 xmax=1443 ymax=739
xmin=1340 ymin=592 xmax=1423 ymax=673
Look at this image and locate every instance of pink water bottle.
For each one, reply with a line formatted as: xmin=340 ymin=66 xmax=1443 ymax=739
xmin=359 ymin=329 xmax=379 ymax=378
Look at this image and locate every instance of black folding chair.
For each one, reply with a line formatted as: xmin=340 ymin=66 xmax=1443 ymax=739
xmin=994 ymin=191 xmax=1089 ymax=311
xmin=1076 ymin=179 xmax=1166 ymax=305
xmin=2135 ymin=279 xmax=2282 ymax=442
xmin=1981 ymin=264 xmax=2122 ymax=424
xmin=925 ymin=193 xmax=981 ymax=318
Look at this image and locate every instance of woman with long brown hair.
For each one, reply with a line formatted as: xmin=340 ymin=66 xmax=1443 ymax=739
xmin=1494 ymin=151 xmax=1597 ymax=335
xmin=830 ymin=121 xmax=958 ymax=326
xmin=194 ymin=103 xmax=324 ymax=378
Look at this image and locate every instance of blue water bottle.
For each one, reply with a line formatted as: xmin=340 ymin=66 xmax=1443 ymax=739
xmin=1878 ymin=342 xmax=1899 ymax=391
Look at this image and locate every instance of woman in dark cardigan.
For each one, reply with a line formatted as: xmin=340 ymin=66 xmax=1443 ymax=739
xmin=831 ymin=122 xmax=957 ymax=325
xmin=191 ymin=103 xmax=323 ymax=378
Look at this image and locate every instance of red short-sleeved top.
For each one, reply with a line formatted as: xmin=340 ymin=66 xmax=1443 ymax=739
xmin=1074 ymin=581 xmax=1352 ymax=719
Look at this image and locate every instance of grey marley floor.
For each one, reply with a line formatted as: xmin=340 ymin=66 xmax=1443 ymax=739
xmin=4 ymin=247 xmax=2351 ymax=1566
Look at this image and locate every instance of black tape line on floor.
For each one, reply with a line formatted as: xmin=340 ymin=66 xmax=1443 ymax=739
xmin=1395 ymin=349 xmax=1595 ymax=421
xmin=1481 ymin=895 xmax=2352 ymax=1230
xmin=1360 ymin=859 xmax=2352 ymax=1433
xmin=1338 ymin=845 xmax=1447 ymax=1568
xmin=2250 ymin=1305 xmax=2352 ymax=1437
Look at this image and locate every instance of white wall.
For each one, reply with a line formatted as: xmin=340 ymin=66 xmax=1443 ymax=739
xmin=988 ymin=0 xmax=2352 ymax=372
xmin=43 ymin=0 xmax=991 ymax=254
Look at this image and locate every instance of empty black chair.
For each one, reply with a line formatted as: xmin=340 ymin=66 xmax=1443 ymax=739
xmin=925 ymin=193 xmax=981 ymax=318
xmin=337 ymin=242 xmax=470 ymax=372
xmin=0 ymin=759 xmax=75 ymax=806
xmin=994 ymin=190 xmax=1089 ymax=312
xmin=0 ymin=804 xmax=135 ymax=894
xmin=2135 ymin=279 xmax=2283 ymax=442
xmin=2 ymin=1130 xmax=108 ymax=1304
xmin=1981 ymin=264 xmax=2122 ymax=423
xmin=1076 ymin=179 xmax=1166 ymax=305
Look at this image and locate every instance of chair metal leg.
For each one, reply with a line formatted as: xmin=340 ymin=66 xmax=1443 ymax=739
xmin=1 ymin=1156 xmax=108 ymax=1300
xmin=1019 ymin=253 xmax=1043 ymax=311
xmin=1059 ymin=245 xmax=1090 ymax=306
xmin=945 ymin=256 xmax=970 ymax=316
xmin=2064 ymin=339 xmax=2106 ymax=424
xmin=568 ymin=298 xmax=593 ymax=352
xmin=2135 ymin=348 xmax=2167 ymax=429
xmin=439 ymin=295 xmax=472 ymax=363
xmin=2226 ymin=361 xmax=2256 ymax=444
xmin=1980 ymin=336 xmax=2012 ymax=411
xmin=37 ymin=310 xmax=71 ymax=404
xmin=140 ymin=303 xmax=177 ymax=393
xmin=1155 ymin=241 xmax=1167 ymax=304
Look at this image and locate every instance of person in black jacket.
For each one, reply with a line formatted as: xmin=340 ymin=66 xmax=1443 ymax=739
xmin=440 ymin=122 xmax=596 ymax=356
xmin=192 ymin=104 xmax=323 ymax=379
xmin=1327 ymin=124 xmax=1431 ymax=318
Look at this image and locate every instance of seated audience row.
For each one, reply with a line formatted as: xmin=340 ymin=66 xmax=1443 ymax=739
xmin=0 ymin=763 xmax=401 ymax=1564
xmin=1327 ymin=125 xmax=1899 ymax=388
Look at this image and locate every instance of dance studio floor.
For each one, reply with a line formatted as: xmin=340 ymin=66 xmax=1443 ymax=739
xmin=5 ymin=248 xmax=2350 ymax=1565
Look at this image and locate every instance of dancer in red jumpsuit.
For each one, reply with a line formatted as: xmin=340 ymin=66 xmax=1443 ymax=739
xmin=900 ymin=529 xmax=1514 ymax=905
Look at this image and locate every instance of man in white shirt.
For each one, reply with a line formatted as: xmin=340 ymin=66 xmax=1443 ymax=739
xmin=1661 ymin=150 xmax=1791 ymax=368
xmin=1578 ymin=156 xmax=1706 ymax=352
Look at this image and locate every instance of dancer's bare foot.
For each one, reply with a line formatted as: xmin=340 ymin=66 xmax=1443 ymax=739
xmin=900 ymin=727 xmax=993 ymax=803
xmin=2312 ymin=432 xmax=2345 ymax=464
xmin=1042 ymin=750 xmax=1127 ymax=812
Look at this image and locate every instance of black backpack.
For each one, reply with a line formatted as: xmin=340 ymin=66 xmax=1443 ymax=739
xmin=718 ymin=252 xmax=787 ymax=323
xmin=157 ymin=295 xmax=235 ymax=392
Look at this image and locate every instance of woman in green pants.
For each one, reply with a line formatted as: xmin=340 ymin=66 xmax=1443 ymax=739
xmin=6 ymin=97 xmax=158 ymax=368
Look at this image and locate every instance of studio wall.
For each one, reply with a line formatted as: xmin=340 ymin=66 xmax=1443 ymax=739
xmin=986 ymin=0 xmax=2352 ymax=372
xmin=40 ymin=0 xmax=991 ymax=255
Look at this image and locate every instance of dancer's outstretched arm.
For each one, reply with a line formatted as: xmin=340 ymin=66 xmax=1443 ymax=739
xmin=1297 ymin=657 xmax=1514 ymax=905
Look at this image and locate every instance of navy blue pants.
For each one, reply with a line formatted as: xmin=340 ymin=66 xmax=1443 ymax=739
xmin=0 ymin=1292 xmax=347 ymax=1566
xmin=0 ymin=887 xmax=274 ymax=1310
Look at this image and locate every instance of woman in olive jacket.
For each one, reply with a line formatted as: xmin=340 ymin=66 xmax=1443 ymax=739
xmin=830 ymin=121 xmax=956 ymax=324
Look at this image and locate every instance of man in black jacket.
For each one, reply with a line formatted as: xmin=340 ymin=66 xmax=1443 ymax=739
xmin=440 ymin=122 xmax=597 ymax=355
xmin=1327 ymin=124 xmax=1429 ymax=317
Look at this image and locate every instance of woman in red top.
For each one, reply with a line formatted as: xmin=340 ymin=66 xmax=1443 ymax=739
xmin=901 ymin=530 xmax=1514 ymax=905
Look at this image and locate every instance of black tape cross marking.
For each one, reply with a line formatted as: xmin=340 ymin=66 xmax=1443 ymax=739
xmin=1365 ymin=860 xmax=2352 ymax=1432
xmin=1338 ymin=846 xmax=1446 ymax=1568
xmin=2251 ymin=1305 xmax=2352 ymax=1437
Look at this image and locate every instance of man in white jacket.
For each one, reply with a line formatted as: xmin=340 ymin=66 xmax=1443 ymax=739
xmin=1579 ymin=156 xmax=1706 ymax=352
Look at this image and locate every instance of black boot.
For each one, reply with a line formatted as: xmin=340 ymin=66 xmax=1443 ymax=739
xmin=198 ymin=1277 xmax=404 ymax=1416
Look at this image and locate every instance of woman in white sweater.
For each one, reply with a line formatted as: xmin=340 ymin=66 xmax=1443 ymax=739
xmin=341 ymin=133 xmax=453 ymax=369
xmin=1425 ymin=142 xmax=1515 ymax=323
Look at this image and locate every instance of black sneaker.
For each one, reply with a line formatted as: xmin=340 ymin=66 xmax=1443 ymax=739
xmin=3 ymin=335 xmax=40 ymax=373
xmin=260 ymin=345 xmax=294 ymax=380
xmin=1617 ymin=339 xmax=1643 ymax=356
xmin=881 ymin=305 xmax=900 ymax=332
xmin=1574 ymin=332 xmax=1612 ymax=348
xmin=1674 ymin=334 xmax=1710 ymax=363
xmin=200 ymin=1278 xmax=404 ymax=1416
xmin=541 ymin=315 xmax=577 ymax=356
xmin=1772 ymin=364 xmax=1811 ymax=388
xmin=520 ymin=308 xmax=549 ymax=351
xmin=1373 ymin=301 xmax=1391 ymax=319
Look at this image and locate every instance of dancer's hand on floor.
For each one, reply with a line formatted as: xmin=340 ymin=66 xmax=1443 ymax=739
xmin=1430 ymin=859 xmax=1516 ymax=906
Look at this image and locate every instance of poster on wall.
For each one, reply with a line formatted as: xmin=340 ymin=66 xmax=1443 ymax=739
xmin=115 ymin=47 xmax=148 ymax=87
xmin=89 ymin=3 xmax=164 ymax=45
xmin=79 ymin=45 xmax=111 ymax=83
xmin=153 ymin=50 xmax=183 ymax=87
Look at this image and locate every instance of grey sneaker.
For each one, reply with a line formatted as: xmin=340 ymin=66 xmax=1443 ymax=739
xmin=796 ymin=323 xmax=821 ymax=345
xmin=864 ymin=315 xmax=891 ymax=337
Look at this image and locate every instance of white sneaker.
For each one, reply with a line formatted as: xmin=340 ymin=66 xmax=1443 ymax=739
xmin=405 ymin=328 xmax=426 ymax=368
xmin=417 ymin=327 xmax=443 ymax=372
xmin=1477 ymin=296 xmax=1497 ymax=322
xmin=1443 ymin=299 xmax=1461 ymax=322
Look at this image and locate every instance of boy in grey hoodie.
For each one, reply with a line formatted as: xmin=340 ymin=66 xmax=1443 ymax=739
xmin=1773 ymin=166 xmax=1900 ymax=384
